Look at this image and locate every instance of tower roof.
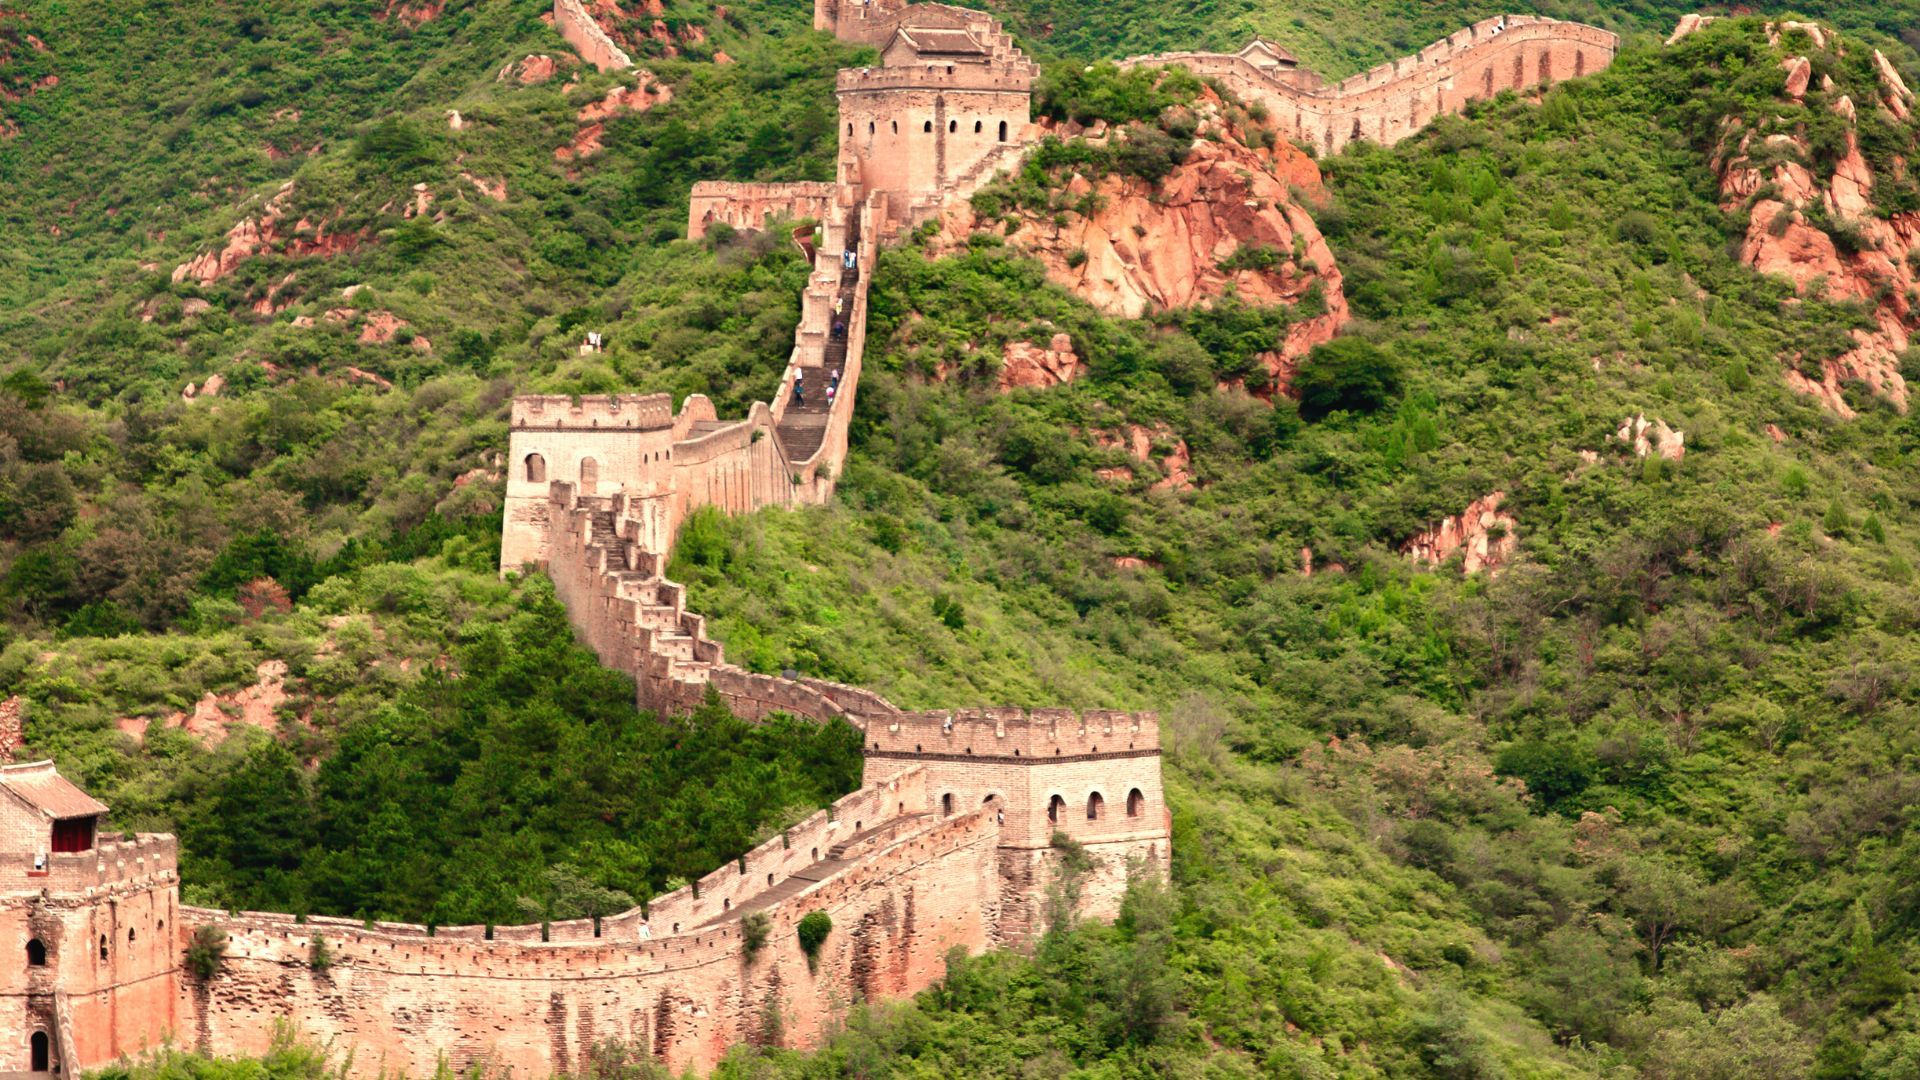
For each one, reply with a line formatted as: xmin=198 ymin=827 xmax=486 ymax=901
xmin=0 ymin=760 xmax=109 ymax=820
xmin=891 ymin=25 xmax=990 ymax=57
xmin=1237 ymin=38 xmax=1299 ymax=65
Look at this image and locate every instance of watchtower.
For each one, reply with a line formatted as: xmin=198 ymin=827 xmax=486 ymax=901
xmin=834 ymin=12 xmax=1037 ymax=216
xmin=860 ymin=709 xmax=1169 ymax=943
xmin=0 ymin=762 xmax=179 ymax=1076
xmin=500 ymin=394 xmax=679 ymax=571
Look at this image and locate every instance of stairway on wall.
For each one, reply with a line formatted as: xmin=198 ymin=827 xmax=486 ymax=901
xmin=775 ymin=200 xmax=866 ymax=463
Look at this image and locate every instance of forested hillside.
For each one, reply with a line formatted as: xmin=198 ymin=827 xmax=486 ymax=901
xmin=9 ymin=1 xmax=1920 ymax=1078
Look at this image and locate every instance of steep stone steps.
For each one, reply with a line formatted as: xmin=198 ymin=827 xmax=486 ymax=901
xmin=587 ymin=509 xmax=628 ymax=572
xmin=775 ymin=257 xmax=862 ymax=462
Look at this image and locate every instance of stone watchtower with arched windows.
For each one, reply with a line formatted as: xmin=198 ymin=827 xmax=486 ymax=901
xmin=832 ymin=8 xmax=1038 ymax=225
xmin=500 ymin=394 xmax=682 ymax=570
xmin=860 ymin=709 xmax=1170 ymax=943
xmin=0 ymin=762 xmax=180 ymax=1077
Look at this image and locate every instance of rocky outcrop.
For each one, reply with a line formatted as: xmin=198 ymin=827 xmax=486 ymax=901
xmin=117 ymin=660 xmax=290 ymax=745
xmin=1403 ymin=492 xmax=1517 ymax=575
xmin=377 ymin=0 xmax=444 ymax=24
xmin=1711 ymin=24 xmax=1917 ymax=416
xmin=504 ymin=54 xmax=563 ymax=84
xmin=1092 ymin=423 xmax=1193 ymax=491
xmin=1000 ymin=333 xmax=1084 ymax=390
xmin=558 ymin=72 xmax=671 ymax=161
xmin=934 ymin=99 xmax=1348 ymax=383
xmin=0 ymin=696 xmax=21 ymax=762
xmin=172 ymin=182 xmax=369 ymax=286
xmin=1615 ymin=414 xmax=1685 ymax=460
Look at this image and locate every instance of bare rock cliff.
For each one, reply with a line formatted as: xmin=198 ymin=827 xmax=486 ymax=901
xmin=1715 ymin=28 xmax=1919 ymax=417
xmin=933 ymin=107 xmax=1349 ymax=386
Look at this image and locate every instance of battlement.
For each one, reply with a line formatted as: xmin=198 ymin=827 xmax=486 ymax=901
xmin=864 ymin=708 xmax=1160 ymax=761
xmin=510 ymin=393 xmax=676 ymax=431
xmin=1325 ymin=15 xmax=1618 ymax=96
xmin=0 ymin=832 xmax=177 ymax=896
xmin=1114 ymin=14 xmax=1615 ymax=153
xmin=836 ymin=62 xmax=1036 ymax=92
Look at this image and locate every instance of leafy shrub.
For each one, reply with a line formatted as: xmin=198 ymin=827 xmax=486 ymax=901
xmin=186 ymin=925 xmax=228 ymax=981
xmin=1035 ymin=62 xmax=1201 ymax=125
xmin=1293 ymin=338 xmax=1403 ymax=421
xmin=797 ymin=911 xmax=831 ymax=970
xmin=308 ymin=934 xmax=332 ymax=973
xmin=741 ymin=912 xmax=771 ymax=963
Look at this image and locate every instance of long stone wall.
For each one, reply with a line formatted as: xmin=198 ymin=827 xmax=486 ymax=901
xmin=1120 ymin=16 xmax=1618 ymax=154
xmin=176 ymin=770 xmax=1006 ymax=1077
xmin=554 ymin=0 xmax=633 ymax=72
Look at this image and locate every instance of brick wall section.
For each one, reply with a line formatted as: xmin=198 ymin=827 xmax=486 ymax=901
xmin=1120 ymin=16 xmax=1618 ymax=154
xmin=687 ymin=182 xmax=838 ymax=240
xmin=553 ymin=0 xmax=633 ymax=72
xmin=175 ymin=778 xmax=1002 ymax=1076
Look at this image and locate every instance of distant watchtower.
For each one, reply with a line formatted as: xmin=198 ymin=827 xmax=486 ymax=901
xmin=0 ymin=762 xmax=180 ymax=1076
xmin=861 ymin=710 xmax=1169 ymax=943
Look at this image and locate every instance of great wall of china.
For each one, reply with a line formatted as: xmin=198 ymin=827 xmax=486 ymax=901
xmin=5 ymin=2 xmax=1617 ymax=1077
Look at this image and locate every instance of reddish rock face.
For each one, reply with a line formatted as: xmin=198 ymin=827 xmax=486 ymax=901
xmin=171 ymin=182 xmax=368 ymax=286
xmin=1403 ymin=492 xmax=1517 ymax=575
xmin=934 ymin=100 xmax=1348 ymax=383
xmin=558 ymin=74 xmax=672 ymax=162
xmin=511 ymin=53 xmax=559 ymax=84
xmin=1716 ymin=32 xmax=1917 ymax=416
xmin=1092 ymin=423 xmax=1194 ymax=491
xmin=999 ymin=333 xmax=1085 ymax=390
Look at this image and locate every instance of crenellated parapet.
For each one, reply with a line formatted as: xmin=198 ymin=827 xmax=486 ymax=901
xmin=865 ymin=708 xmax=1160 ymax=761
xmin=1118 ymin=15 xmax=1617 ymax=154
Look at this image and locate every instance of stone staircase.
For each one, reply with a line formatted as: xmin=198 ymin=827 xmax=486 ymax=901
xmin=775 ymin=202 xmax=865 ymax=463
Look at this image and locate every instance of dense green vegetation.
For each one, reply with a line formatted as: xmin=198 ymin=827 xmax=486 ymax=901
xmin=5 ymin=0 xmax=1920 ymax=1077
xmin=677 ymin=19 xmax=1920 ymax=1079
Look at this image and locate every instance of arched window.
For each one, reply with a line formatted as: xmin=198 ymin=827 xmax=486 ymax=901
xmin=923 ymin=120 xmax=932 ymax=133
xmin=846 ymin=122 xmax=853 ymax=135
xmin=974 ymin=120 xmax=982 ymax=133
xmin=890 ymin=120 xmax=897 ymax=134
xmin=128 ymin=928 xmax=136 ymax=944
xmin=99 ymin=935 xmax=107 ymax=961
xmin=767 ymin=873 xmax=774 ymax=886
xmin=868 ymin=121 xmax=875 ymax=134
xmin=1127 ymin=788 xmax=1145 ymax=817
xmin=524 ymin=453 xmax=546 ymax=483
xmin=810 ymin=847 xmax=818 ymax=861
xmin=31 ymin=1031 xmax=49 ymax=1072
xmin=1047 ymin=795 xmax=1065 ymax=823
xmin=948 ymin=119 xmax=957 ymax=133
xmin=1087 ymin=792 xmax=1105 ymax=820
xmin=578 ymin=456 xmax=599 ymax=492
xmin=26 ymin=939 xmax=46 ymax=966
xmin=941 ymin=793 xmax=954 ymax=816
xmin=998 ymin=120 xmax=1008 ymax=141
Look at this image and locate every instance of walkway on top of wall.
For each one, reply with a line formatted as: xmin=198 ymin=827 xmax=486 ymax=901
xmin=697 ymin=812 xmax=935 ymax=929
